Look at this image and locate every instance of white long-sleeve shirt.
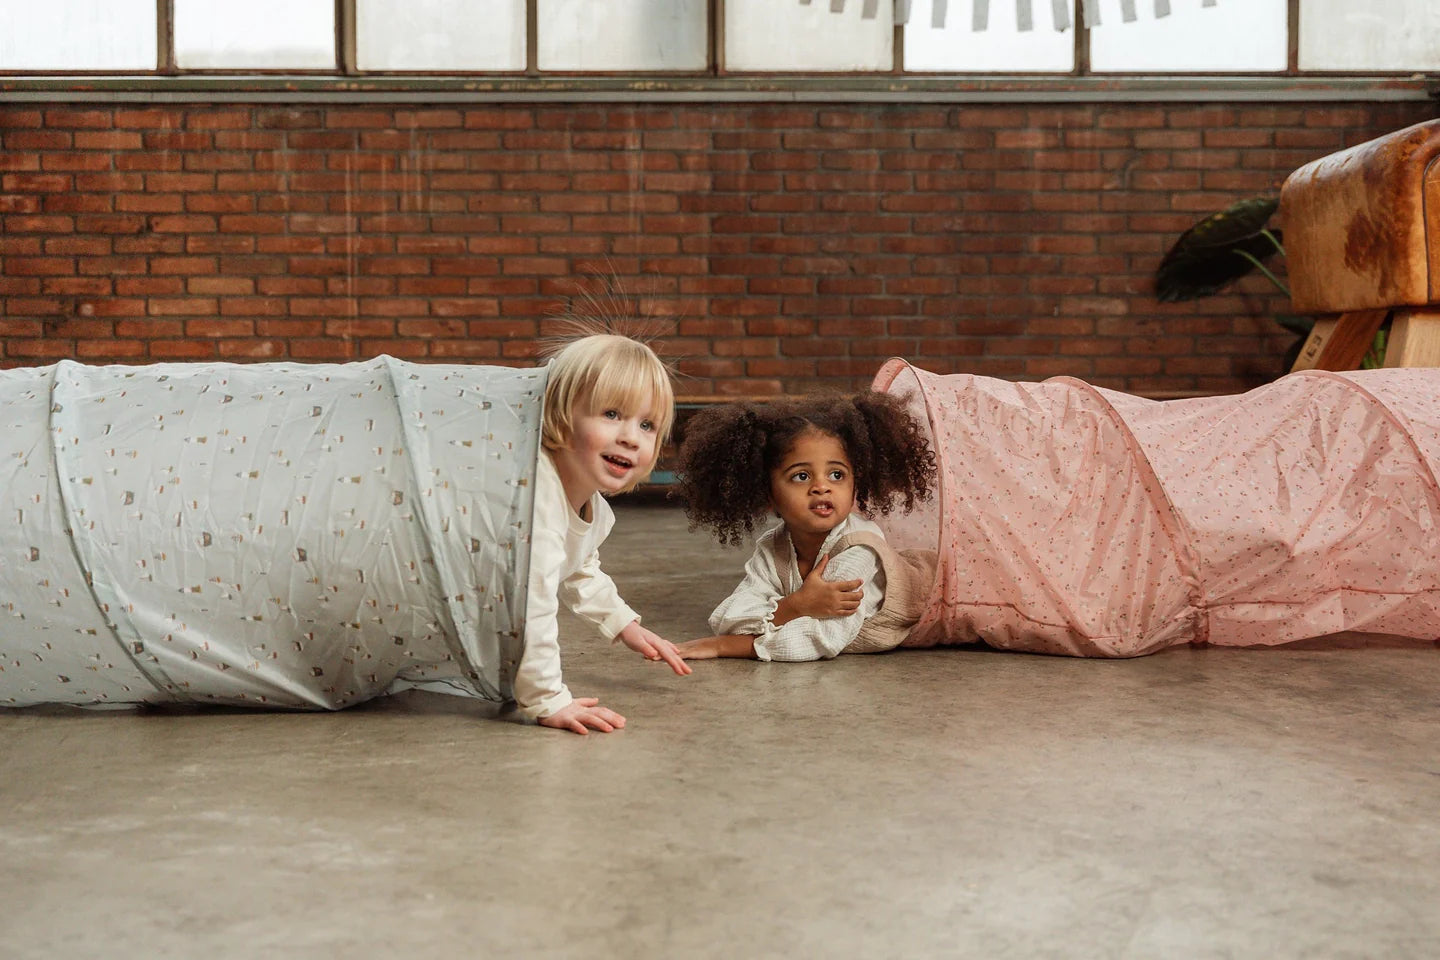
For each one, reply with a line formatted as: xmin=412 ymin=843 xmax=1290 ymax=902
xmin=708 ymin=515 xmax=887 ymax=662
xmin=514 ymin=450 xmax=639 ymax=720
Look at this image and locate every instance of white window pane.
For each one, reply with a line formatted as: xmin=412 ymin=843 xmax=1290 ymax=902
xmin=175 ymin=0 xmax=335 ymax=69
xmin=1299 ymin=0 xmax=1440 ymax=71
xmin=726 ymin=0 xmax=893 ymax=72
xmin=357 ymin=0 xmax=525 ymax=71
xmin=904 ymin=0 xmax=1074 ymax=72
xmin=539 ymin=0 xmax=706 ymax=71
xmin=0 ymin=0 xmax=156 ymax=70
xmin=1090 ymin=0 xmax=1287 ymax=72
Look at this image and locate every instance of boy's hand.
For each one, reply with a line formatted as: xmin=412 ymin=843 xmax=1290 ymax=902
xmin=616 ymin=620 xmax=692 ymax=675
xmin=538 ymin=697 xmax=626 ymax=735
xmin=788 ymin=555 xmax=864 ymax=619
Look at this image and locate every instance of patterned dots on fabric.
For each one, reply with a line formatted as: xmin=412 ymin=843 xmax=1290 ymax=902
xmin=871 ymin=360 xmax=1440 ymax=656
xmin=0 ymin=357 xmax=544 ymax=709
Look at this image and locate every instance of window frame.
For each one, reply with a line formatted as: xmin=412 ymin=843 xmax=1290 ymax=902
xmin=0 ymin=0 xmax=1436 ymax=103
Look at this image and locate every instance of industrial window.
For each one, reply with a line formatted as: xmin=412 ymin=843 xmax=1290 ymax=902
xmin=0 ymin=0 xmax=157 ymax=71
xmin=355 ymin=0 xmax=526 ymax=71
xmin=1 ymin=0 xmax=1438 ymax=78
xmin=172 ymin=0 xmax=335 ymax=70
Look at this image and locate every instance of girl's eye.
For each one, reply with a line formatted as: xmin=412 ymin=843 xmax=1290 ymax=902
xmin=791 ymin=471 xmax=809 ymax=483
xmin=829 ymin=469 xmax=846 ymax=482
xmin=602 ymin=409 xmax=619 ymax=420
xmin=640 ymin=420 xmax=655 ymax=432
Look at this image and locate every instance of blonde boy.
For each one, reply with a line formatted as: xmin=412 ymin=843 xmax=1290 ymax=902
xmin=517 ymin=334 xmax=690 ymax=733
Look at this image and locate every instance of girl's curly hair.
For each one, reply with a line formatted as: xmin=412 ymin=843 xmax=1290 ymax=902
xmin=676 ymin=391 xmax=937 ymax=546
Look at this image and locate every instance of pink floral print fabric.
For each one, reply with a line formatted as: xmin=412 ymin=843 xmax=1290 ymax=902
xmin=873 ymin=360 xmax=1440 ymax=656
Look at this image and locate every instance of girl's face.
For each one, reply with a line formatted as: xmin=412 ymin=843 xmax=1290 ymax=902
xmin=552 ymin=393 xmax=661 ymax=509
xmin=768 ymin=429 xmax=855 ymax=540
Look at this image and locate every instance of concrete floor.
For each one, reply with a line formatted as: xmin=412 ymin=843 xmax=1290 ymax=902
xmin=3 ymin=502 xmax=1438 ymax=959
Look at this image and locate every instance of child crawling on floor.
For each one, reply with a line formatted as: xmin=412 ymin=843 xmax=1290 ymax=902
xmin=673 ymin=393 xmax=938 ymax=661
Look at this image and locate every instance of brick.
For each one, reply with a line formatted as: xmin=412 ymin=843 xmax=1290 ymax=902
xmin=219 ymin=215 xmax=287 ymax=234
xmin=187 ymin=319 xmax=256 ymax=338
xmin=428 ymin=339 xmax=502 ymax=359
xmin=5 ymin=341 xmax=75 ymax=360
xmin=675 ymin=358 xmax=746 ymax=380
xmin=38 ymin=189 xmax=116 ymax=208
xmin=7 ymin=131 xmax=74 ymax=150
xmin=189 ymin=236 xmax=255 ymax=255
xmin=0 ymin=195 xmax=42 ymax=214
xmin=149 ymin=297 xmax=219 ymax=315
xmin=7 ymin=258 xmax=75 ymax=276
xmin=387 ymin=277 xmax=461 ymax=297
xmin=188 ymin=277 xmax=256 ymax=295
xmin=43 ymin=109 xmax=112 ymax=130
xmin=203 ymin=133 xmax=279 ymax=153
xmin=216 ymin=173 xmax=287 ymax=192
xmin=6 ymin=296 xmax=70 ymax=316
xmin=4 ymin=173 xmax=72 ymax=192
xmin=116 ymin=195 xmax=184 ymax=214
xmin=185 ymin=111 xmax=251 ymax=131
xmin=42 ymin=278 xmax=111 ymax=295
xmin=76 ymin=340 xmax=145 ymax=359
xmin=44 ymin=237 xmax=110 ymax=256
xmin=5 ymin=215 xmax=74 ymax=234
xmin=328 ymin=276 xmax=393 ymax=297
xmin=216 ymin=339 xmax=285 ymax=359
xmin=149 ymin=341 xmax=219 ymax=359
xmin=74 ymin=131 xmax=143 ymax=150
xmin=287 ymin=131 xmax=360 ymax=150
xmin=77 ymin=255 xmax=146 ymax=275
xmin=0 ymin=109 xmax=44 ymax=128
xmin=117 ymin=278 xmax=184 ymax=296
xmin=150 ymin=256 xmax=217 ymax=275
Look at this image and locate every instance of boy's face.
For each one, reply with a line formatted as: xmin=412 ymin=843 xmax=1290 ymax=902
xmin=551 ymin=395 xmax=661 ymax=506
xmin=767 ymin=429 xmax=856 ymax=541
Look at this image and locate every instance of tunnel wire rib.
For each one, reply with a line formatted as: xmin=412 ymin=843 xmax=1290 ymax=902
xmin=381 ymin=356 xmax=492 ymax=699
xmin=48 ymin=360 xmax=177 ymax=703
xmin=1051 ymin=375 xmax=1209 ymax=646
xmin=1298 ymin=369 xmax=1440 ymax=516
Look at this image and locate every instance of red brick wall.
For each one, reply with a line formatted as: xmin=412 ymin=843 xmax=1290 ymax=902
xmin=1 ymin=101 xmax=1431 ymax=394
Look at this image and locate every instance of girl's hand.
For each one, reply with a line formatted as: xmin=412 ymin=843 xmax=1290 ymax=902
xmin=538 ymin=697 xmax=626 ymax=735
xmin=677 ymin=635 xmax=757 ymax=660
xmin=787 ymin=555 xmax=864 ymax=619
xmin=676 ymin=637 xmax=721 ymax=660
xmin=616 ymin=620 xmax=693 ymax=676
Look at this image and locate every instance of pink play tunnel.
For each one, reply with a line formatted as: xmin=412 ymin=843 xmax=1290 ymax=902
xmin=872 ymin=359 xmax=1440 ymax=656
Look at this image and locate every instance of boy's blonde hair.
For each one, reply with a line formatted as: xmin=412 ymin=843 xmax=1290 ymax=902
xmin=541 ymin=334 xmax=676 ymax=490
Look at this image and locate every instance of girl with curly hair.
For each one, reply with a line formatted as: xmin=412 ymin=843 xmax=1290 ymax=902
xmin=674 ymin=392 xmax=938 ymax=662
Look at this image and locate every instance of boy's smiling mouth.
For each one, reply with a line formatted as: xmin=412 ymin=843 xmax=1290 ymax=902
xmin=602 ymin=453 xmax=634 ymax=476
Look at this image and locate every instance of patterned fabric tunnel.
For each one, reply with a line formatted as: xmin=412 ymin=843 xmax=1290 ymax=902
xmin=1 ymin=357 xmax=544 ymax=709
xmin=873 ymin=359 xmax=1440 ymax=656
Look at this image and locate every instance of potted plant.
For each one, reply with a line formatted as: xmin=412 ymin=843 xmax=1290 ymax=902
xmin=1154 ymin=196 xmax=1387 ymax=371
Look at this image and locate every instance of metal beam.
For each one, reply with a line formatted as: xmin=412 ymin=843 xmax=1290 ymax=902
xmin=3 ymin=75 xmax=1431 ymax=103
xmin=156 ymin=0 xmax=174 ymax=73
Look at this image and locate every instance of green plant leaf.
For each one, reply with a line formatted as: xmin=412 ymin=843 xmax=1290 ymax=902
xmin=1155 ymin=196 xmax=1285 ymax=302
